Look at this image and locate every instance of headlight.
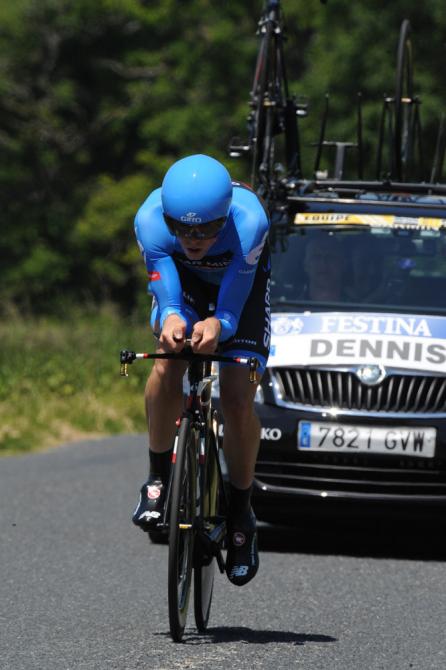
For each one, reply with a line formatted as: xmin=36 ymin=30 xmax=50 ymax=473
xmin=254 ymin=383 xmax=264 ymax=404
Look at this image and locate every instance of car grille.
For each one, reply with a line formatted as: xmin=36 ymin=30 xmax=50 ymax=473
xmin=272 ymin=368 xmax=446 ymax=413
xmin=255 ymin=455 xmax=446 ymax=497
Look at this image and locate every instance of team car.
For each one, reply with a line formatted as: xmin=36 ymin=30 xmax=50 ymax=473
xmin=219 ymin=4 xmax=446 ymax=522
xmin=247 ymin=194 xmax=446 ymax=522
xmin=213 ymin=193 xmax=446 ymax=522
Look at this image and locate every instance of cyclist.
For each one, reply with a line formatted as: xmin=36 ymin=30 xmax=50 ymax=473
xmin=132 ymin=154 xmax=270 ymax=587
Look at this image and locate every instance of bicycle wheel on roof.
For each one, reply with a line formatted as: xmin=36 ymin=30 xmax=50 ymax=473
xmin=394 ymin=19 xmax=414 ymax=181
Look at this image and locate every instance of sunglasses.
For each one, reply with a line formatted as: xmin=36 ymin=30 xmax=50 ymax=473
xmin=163 ymin=214 xmax=226 ymax=240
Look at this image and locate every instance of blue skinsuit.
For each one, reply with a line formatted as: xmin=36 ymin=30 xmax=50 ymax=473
xmin=134 ymin=183 xmax=270 ymax=356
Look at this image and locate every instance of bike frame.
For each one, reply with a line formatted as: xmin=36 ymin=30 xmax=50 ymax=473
xmin=121 ymin=345 xmax=259 ymax=639
xmin=176 ymin=356 xmax=227 ymax=569
xmin=120 ymin=346 xmax=258 ymax=552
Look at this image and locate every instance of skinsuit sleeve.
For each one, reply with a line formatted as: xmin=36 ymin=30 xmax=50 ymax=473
xmin=134 ymin=188 xmax=190 ymax=330
xmin=214 ymin=188 xmax=270 ymax=341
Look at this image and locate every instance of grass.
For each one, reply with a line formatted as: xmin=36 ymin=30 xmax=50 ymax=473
xmin=0 ymin=306 xmax=154 ymax=455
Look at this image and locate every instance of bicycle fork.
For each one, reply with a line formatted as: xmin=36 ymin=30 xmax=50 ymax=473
xmin=194 ymin=424 xmax=227 ymax=573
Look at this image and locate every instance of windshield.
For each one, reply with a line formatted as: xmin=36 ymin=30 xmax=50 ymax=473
xmin=270 ymin=225 xmax=446 ymax=314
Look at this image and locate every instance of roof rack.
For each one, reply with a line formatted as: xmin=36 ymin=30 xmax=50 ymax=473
xmin=287 ymin=180 xmax=446 ymax=197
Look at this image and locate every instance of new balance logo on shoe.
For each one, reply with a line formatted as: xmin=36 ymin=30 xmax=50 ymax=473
xmin=230 ymin=565 xmax=249 ymax=578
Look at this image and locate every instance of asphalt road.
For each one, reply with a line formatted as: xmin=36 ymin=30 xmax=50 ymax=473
xmin=1 ymin=436 xmax=446 ymax=670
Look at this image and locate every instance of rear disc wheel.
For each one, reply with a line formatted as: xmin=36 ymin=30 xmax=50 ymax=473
xmin=194 ymin=432 xmax=222 ymax=632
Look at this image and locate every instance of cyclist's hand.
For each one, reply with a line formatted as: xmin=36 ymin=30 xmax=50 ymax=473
xmin=160 ymin=314 xmax=187 ymax=352
xmin=191 ymin=317 xmax=221 ymax=354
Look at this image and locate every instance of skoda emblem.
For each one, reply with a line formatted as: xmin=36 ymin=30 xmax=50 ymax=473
xmin=355 ymin=364 xmax=386 ymax=386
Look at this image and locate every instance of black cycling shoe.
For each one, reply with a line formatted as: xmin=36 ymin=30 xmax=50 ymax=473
xmin=225 ymin=507 xmax=259 ymax=586
xmin=132 ymin=476 xmax=166 ymax=531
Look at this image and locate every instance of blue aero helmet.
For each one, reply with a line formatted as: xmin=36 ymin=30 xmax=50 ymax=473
xmin=161 ymin=155 xmax=233 ymax=238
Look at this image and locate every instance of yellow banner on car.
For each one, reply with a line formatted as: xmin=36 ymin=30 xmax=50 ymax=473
xmin=294 ymin=212 xmax=446 ymax=229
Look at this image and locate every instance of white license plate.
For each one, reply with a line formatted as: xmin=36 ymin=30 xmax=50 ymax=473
xmin=297 ymin=421 xmax=436 ymax=458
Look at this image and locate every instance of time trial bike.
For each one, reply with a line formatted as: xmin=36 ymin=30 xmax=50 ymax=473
xmin=120 ymin=344 xmax=258 ymax=642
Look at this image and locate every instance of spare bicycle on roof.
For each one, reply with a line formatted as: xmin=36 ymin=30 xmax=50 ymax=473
xmin=229 ymin=1 xmax=446 ymax=237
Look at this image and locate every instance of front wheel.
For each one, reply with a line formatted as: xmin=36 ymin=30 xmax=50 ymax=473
xmin=168 ymin=417 xmax=197 ymax=642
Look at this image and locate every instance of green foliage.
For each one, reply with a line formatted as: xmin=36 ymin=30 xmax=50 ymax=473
xmin=72 ymin=173 xmax=150 ymax=303
xmin=1 ymin=0 xmax=446 ymax=309
xmin=0 ymin=307 xmax=152 ymax=453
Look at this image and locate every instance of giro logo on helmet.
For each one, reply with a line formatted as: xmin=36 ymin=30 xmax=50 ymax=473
xmin=180 ymin=212 xmax=203 ymax=223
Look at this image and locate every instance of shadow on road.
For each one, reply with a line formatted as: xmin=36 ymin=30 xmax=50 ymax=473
xmin=258 ymin=518 xmax=446 ymax=561
xmin=156 ymin=627 xmax=337 ymax=646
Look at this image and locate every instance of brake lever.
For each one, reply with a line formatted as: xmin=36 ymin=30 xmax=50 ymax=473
xmin=249 ymin=357 xmax=259 ymax=383
xmin=120 ymin=349 xmax=136 ymax=377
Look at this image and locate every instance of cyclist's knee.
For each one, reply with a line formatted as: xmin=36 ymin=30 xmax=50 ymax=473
xmin=148 ymin=359 xmax=185 ymax=393
xmin=219 ymin=382 xmax=256 ymax=423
